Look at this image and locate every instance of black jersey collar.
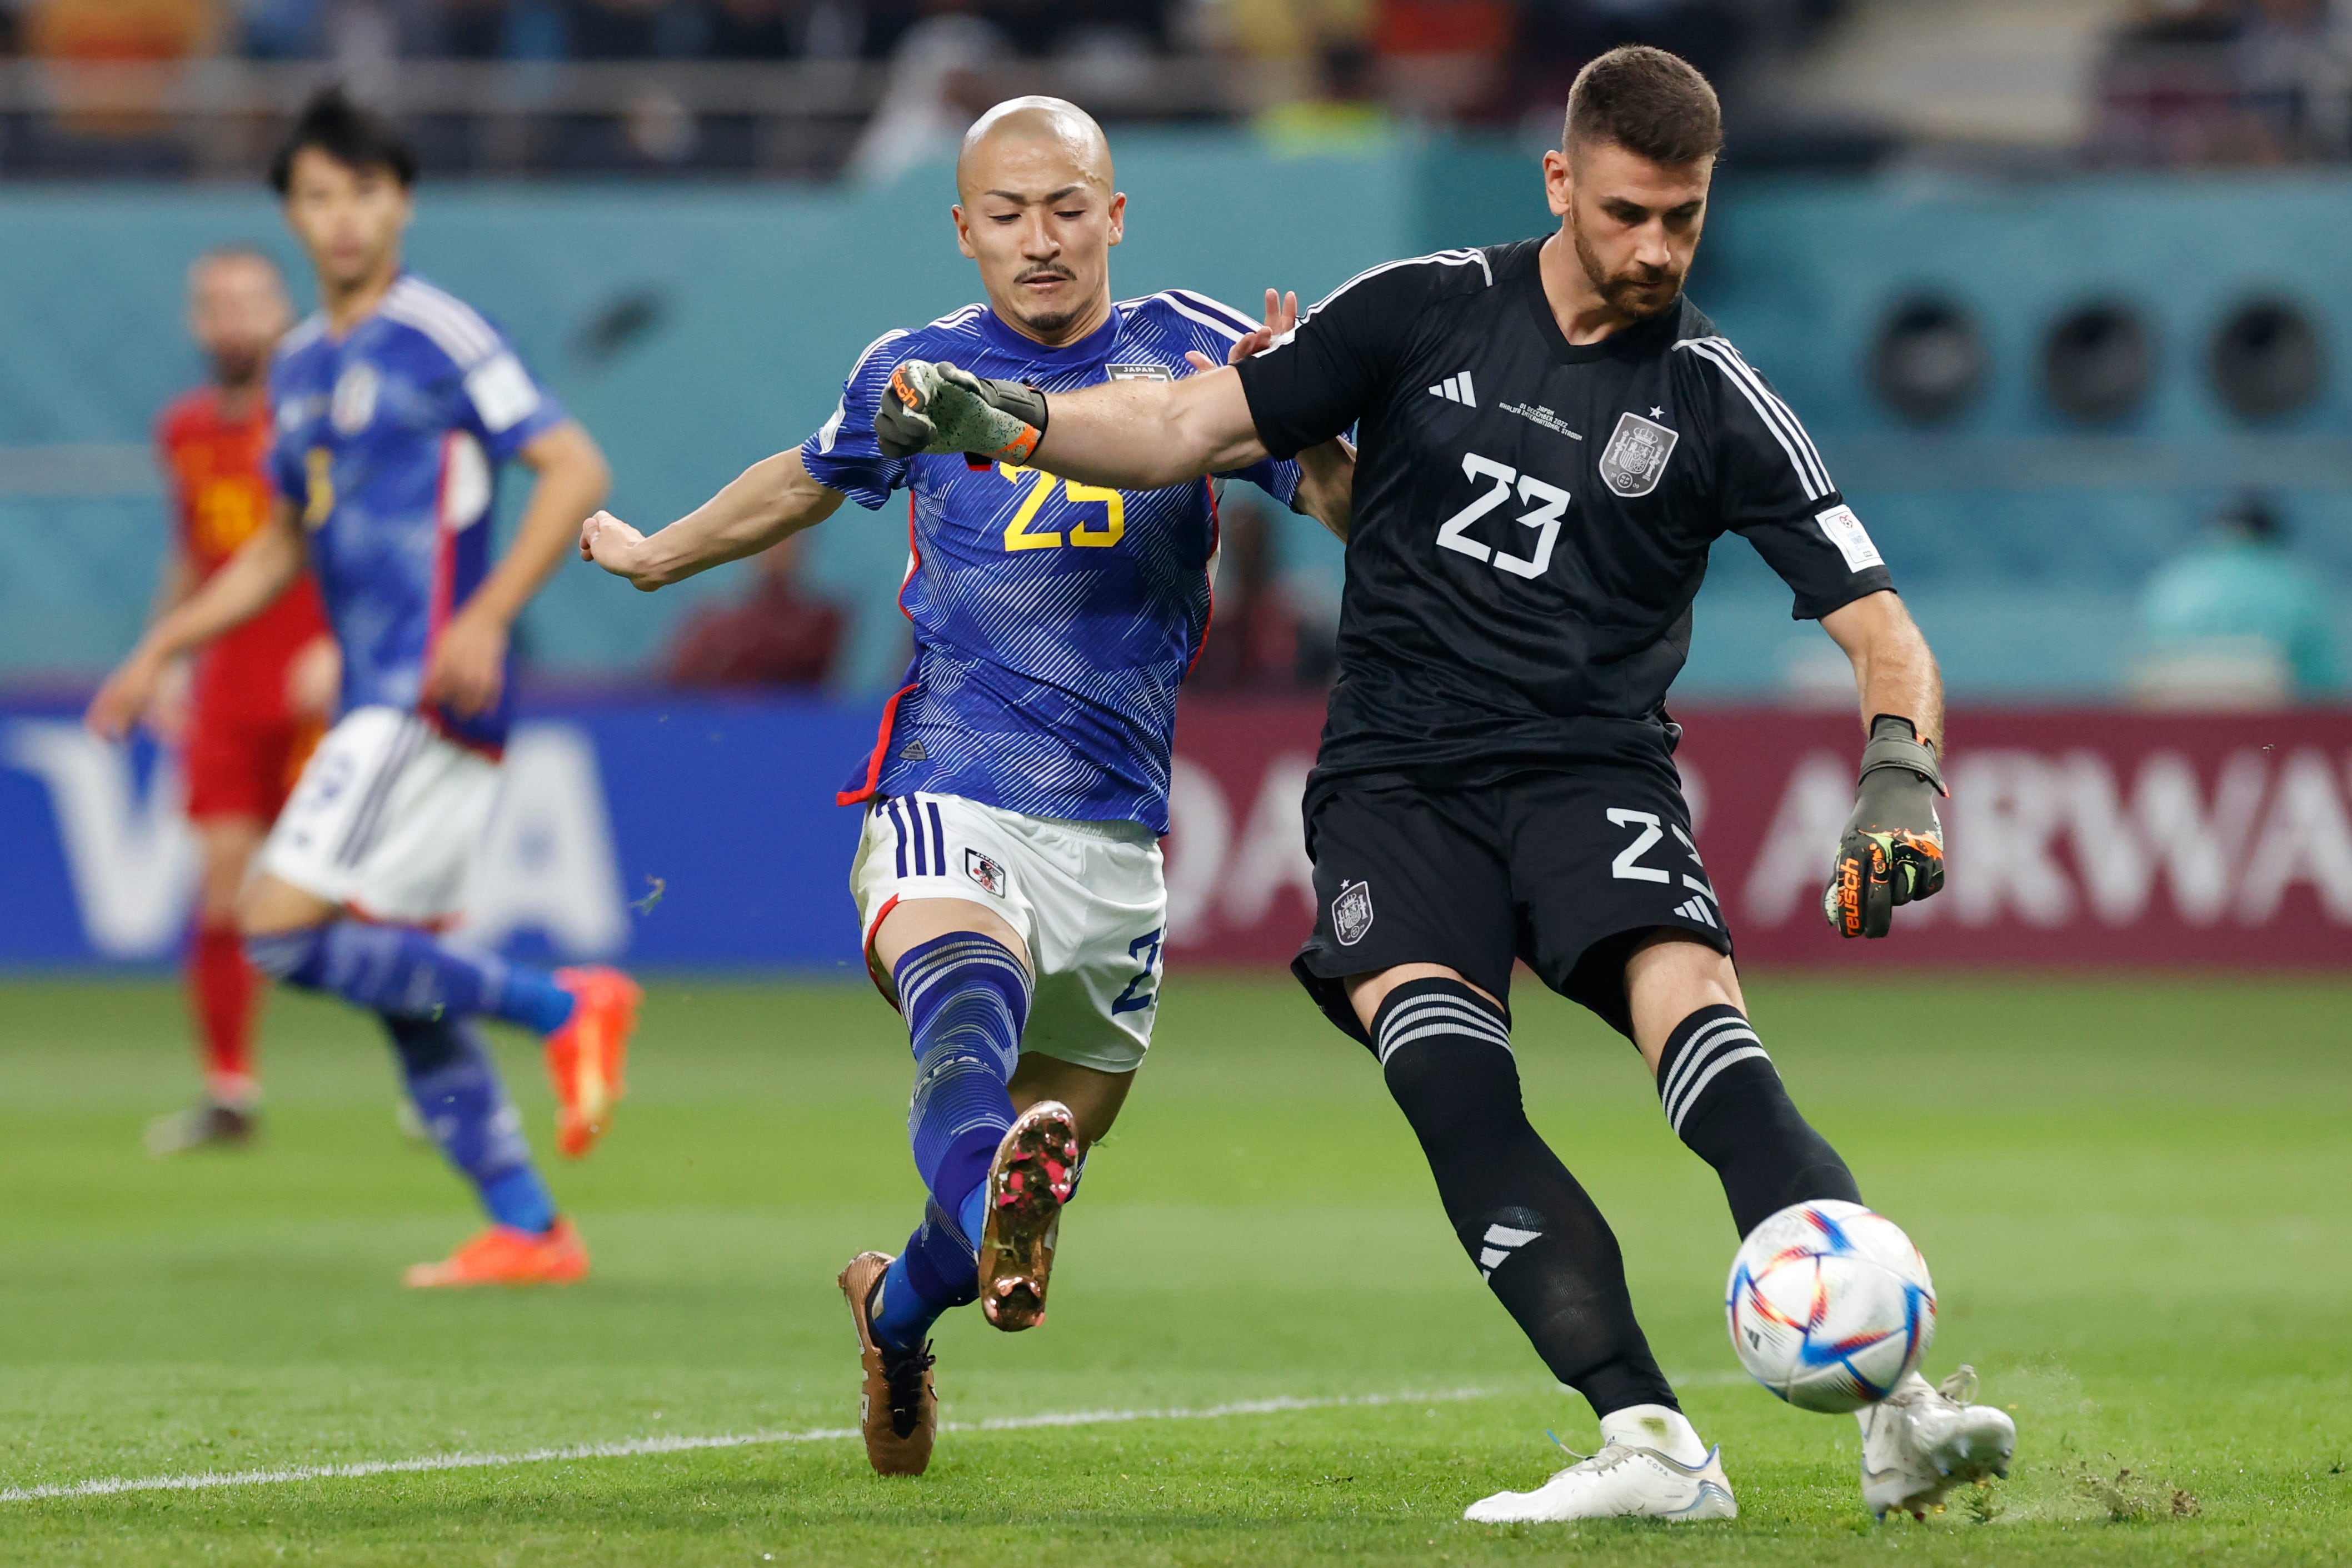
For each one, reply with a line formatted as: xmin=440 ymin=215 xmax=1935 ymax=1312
xmin=1519 ymin=256 xmax=1685 ymax=366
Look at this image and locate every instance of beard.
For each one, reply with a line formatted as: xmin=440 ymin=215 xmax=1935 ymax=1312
xmin=1008 ymin=263 xmax=1084 ymax=338
xmin=1571 ymin=214 xmax=1685 ymax=322
xmin=210 ymin=343 xmax=268 ymax=389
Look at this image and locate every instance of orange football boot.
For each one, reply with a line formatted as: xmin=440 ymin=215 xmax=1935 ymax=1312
xmin=838 ymin=1250 xmax=937 ymax=1476
xmin=545 ymin=966 xmax=642 ymax=1158
xmin=402 ymin=1219 xmax=589 ymax=1288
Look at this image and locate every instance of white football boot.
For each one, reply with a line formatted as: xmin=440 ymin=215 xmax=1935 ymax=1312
xmin=1859 ymin=1365 xmax=2018 ymax=1520
xmin=1465 ymin=1406 xmax=1736 ymax=1525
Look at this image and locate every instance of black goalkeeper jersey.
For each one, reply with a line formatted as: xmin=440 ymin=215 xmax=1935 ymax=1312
xmin=1234 ymin=236 xmax=1894 ymax=795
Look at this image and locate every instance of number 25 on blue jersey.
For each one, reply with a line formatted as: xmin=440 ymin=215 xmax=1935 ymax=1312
xmin=997 ymin=462 xmax=1125 ymax=552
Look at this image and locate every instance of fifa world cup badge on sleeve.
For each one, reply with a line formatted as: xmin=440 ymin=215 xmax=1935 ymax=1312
xmin=1599 ymin=412 xmax=1679 ymax=497
xmin=1333 ymin=880 xmax=1375 ymax=946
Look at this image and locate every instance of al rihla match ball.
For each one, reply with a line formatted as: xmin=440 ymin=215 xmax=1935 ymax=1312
xmin=1725 ymin=1199 xmax=1935 ymax=1414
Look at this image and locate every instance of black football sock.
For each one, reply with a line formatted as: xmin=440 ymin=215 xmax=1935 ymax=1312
xmin=1375 ymin=978 xmax=1679 ymax=1420
xmin=1656 ymin=1004 xmax=1860 ymax=1238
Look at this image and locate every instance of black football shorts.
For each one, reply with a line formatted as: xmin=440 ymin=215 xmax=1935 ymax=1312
xmin=1292 ymin=758 xmax=1734 ymax=1047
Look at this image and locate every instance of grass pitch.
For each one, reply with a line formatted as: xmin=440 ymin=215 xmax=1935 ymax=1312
xmin=0 ymin=971 xmax=2346 ymax=1565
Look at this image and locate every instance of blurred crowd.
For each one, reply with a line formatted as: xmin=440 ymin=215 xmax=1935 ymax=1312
xmin=0 ymin=0 xmax=1839 ymax=118
xmin=2095 ymin=0 xmax=2352 ymax=164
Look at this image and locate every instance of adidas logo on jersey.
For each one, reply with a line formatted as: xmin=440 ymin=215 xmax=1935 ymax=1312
xmin=1428 ymin=372 xmax=1477 ymax=407
xmin=1476 ymin=1221 xmax=1540 ymax=1280
xmin=1674 ymin=895 xmax=1718 ymax=928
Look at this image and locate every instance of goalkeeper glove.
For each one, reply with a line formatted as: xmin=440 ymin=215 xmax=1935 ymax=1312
xmin=876 ymin=360 xmax=1048 ymax=465
xmin=1823 ymin=715 xmax=1946 ymax=940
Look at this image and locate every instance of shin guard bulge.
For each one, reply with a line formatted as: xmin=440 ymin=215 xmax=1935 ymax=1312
xmin=1375 ymin=977 xmax=1677 ymax=1419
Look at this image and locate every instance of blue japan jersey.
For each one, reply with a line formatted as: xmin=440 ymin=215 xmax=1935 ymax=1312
xmin=269 ymin=273 xmax=566 ymax=753
xmin=803 ymin=291 xmax=1304 ymax=835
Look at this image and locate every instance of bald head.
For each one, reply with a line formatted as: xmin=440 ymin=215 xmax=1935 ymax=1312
xmin=956 ymin=96 xmax=1113 ymax=199
xmin=951 ymin=96 xmax=1127 ymax=348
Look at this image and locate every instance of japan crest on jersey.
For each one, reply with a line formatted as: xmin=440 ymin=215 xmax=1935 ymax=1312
xmin=1599 ymin=411 xmax=1679 ymax=497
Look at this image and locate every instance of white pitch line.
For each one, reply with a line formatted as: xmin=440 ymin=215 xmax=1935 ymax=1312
xmin=0 ymin=1386 xmax=1504 ymax=1505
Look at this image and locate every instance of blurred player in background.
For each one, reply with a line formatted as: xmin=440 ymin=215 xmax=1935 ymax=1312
xmin=142 ymin=246 xmax=337 ymax=1156
xmin=88 ymin=88 xmax=638 ymax=1289
xmin=581 ymin=97 xmax=1352 ymax=1475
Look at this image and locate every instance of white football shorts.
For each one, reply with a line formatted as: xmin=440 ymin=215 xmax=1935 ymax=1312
xmin=850 ymin=791 xmax=1168 ymax=1076
xmin=259 ymin=705 xmax=501 ymax=926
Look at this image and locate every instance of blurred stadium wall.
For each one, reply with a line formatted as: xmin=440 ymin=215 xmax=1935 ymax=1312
xmin=4 ymin=134 xmax=2349 ymax=699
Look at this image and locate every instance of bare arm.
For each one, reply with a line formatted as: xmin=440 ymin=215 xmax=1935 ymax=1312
xmin=422 ymin=420 xmax=611 ymax=716
xmin=1820 ymin=590 xmax=1943 ymax=749
xmin=580 ymin=447 xmax=845 ymax=592
xmin=87 ymin=500 xmax=308 ymax=738
xmin=1032 ymin=368 xmax=1272 ymax=492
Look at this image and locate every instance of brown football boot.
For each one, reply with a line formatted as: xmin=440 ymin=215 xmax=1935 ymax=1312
xmin=978 ymin=1100 xmax=1079 ymax=1331
xmin=837 ymin=1251 xmax=937 ymax=1476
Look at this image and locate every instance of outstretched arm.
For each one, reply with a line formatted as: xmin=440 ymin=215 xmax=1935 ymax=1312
xmin=87 ymin=499 xmax=308 ymax=739
xmin=1184 ymin=289 xmax=1353 ymax=541
xmin=883 ymin=358 xmax=1272 ymax=492
xmin=581 ymin=447 xmax=845 ymax=592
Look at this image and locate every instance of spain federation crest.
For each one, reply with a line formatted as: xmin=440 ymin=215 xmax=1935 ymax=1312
xmin=1332 ymin=879 xmax=1375 ymax=946
xmin=1598 ymin=411 xmax=1679 ymax=497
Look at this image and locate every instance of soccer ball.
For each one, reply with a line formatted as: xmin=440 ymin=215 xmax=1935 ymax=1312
xmin=1725 ymin=1199 xmax=1935 ymax=1414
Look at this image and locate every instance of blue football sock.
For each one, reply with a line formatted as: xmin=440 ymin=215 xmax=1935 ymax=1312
xmin=871 ymin=1199 xmax=979 ymax=1352
xmin=896 ymin=930 xmax=1030 ymax=1236
xmin=249 ymin=922 xmax=576 ymax=1034
xmin=865 ymin=931 xmax=1030 ymax=1351
xmin=383 ymin=1014 xmax=557 ymax=1235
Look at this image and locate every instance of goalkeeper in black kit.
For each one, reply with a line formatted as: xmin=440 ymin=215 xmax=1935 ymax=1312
xmin=876 ymin=46 xmax=2016 ymax=1526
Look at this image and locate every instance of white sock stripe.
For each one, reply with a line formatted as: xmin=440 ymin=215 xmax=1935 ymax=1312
xmin=1659 ymin=1015 xmax=1754 ymax=1108
xmin=1661 ymin=1025 xmax=1764 ymax=1124
xmin=1664 ymin=1031 xmax=1767 ymax=1128
xmin=1667 ymin=1046 xmax=1772 ymax=1135
xmin=1376 ymin=1018 xmax=1514 ymax=1065
xmin=1377 ymin=996 xmax=1510 ymax=1043
xmin=1376 ymin=999 xmax=1512 ymax=1059
xmin=896 ymin=944 xmax=1031 ymax=1015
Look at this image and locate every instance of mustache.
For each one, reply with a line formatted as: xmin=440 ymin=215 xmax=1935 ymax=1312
xmin=1015 ymin=264 xmax=1076 ymax=284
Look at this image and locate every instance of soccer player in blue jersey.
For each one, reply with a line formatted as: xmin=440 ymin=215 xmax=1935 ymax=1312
xmin=580 ymin=97 xmax=1352 ymax=1474
xmin=88 ymin=89 xmax=642 ymax=1289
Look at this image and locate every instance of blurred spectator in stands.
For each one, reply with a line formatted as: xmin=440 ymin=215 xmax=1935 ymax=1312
xmin=1253 ymin=36 xmax=1393 ymax=152
xmin=2237 ymin=0 xmax=2352 ymax=159
xmin=1369 ymin=0 xmax=1512 ymax=122
xmin=848 ymin=0 xmax=1010 ymax=179
xmin=1190 ymin=493 xmax=1336 ymax=691
xmin=705 ymin=0 xmax=793 ymax=57
xmin=662 ymin=535 xmax=848 ymax=690
xmin=26 ymin=0 xmax=221 ymax=132
xmin=1204 ymin=0 xmax=1372 ymax=108
xmin=2133 ymin=492 xmax=2343 ymax=706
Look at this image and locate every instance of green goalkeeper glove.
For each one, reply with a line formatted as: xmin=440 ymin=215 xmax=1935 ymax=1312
xmin=1823 ymin=715 xmax=1947 ymax=940
xmin=875 ymin=360 xmax=1049 ymax=465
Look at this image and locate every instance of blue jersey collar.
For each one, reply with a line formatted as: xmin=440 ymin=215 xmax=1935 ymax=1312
xmin=976 ymin=302 xmax=1123 ymax=368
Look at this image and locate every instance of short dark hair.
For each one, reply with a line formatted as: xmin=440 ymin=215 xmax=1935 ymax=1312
xmin=1563 ymin=46 xmax=1722 ymax=167
xmin=269 ymin=86 xmax=417 ymax=195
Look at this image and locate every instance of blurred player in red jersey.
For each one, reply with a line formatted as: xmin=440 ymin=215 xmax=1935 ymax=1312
xmin=143 ymin=246 xmax=336 ymax=1156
